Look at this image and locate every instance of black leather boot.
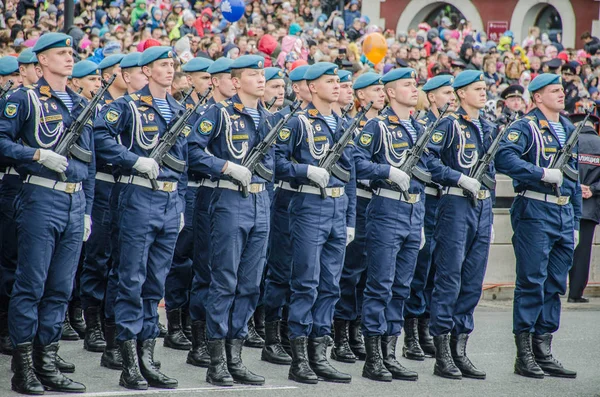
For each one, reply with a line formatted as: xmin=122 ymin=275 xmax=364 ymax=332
xmin=33 ymin=343 xmax=86 ymax=393
xmin=382 ymin=335 xmax=418 ymax=381
xmin=245 ymin=317 xmax=265 ymax=348
xmin=158 ymin=321 xmax=167 ymax=338
xmin=181 ymin=308 xmax=192 ymax=341
xmin=349 ymin=317 xmax=366 ymax=360
xmin=118 ymin=339 xmax=148 ymax=390
xmin=138 ymin=339 xmax=178 ymax=388
xmin=280 ymin=317 xmax=292 ymax=356
xmin=261 ymin=321 xmax=292 ymax=365
xmin=101 ymin=320 xmax=123 ymax=370
xmin=187 ymin=320 xmax=210 ymax=367
xmin=254 ymin=306 xmax=266 ymax=340
xmin=514 ymin=332 xmax=544 ymax=379
xmin=362 ymin=336 xmax=392 ymax=382
xmin=532 ymin=333 xmax=576 ymax=378
xmin=164 ymin=309 xmax=192 ymax=350
xmin=11 ymin=342 xmax=44 ymax=395
xmin=450 ymin=334 xmax=485 ymax=379
xmin=0 ymin=309 xmax=13 ymax=355
xmin=55 ymin=354 xmax=75 ymax=373
xmin=288 ymin=337 xmax=318 ymax=384
xmin=69 ymin=301 xmax=86 ymax=339
xmin=206 ymin=339 xmax=233 ymax=386
xmin=331 ymin=319 xmax=357 ymax=363
xmin=226 ymin=339 xmax=265 ymax=385
xmin=418 ymin=317 xmax=435 ymax=357
xmin=308 ymin=336 xmax=351 ymax=383
xmin=402 ymin=318 xmax=425 ymax=361
xmin=433 ymin=334 xmax=461 ymax=380
xmin=61 ymin=317 xmax=79 ymax=341
xmin=83 ymin=306 xmax=106 ymax=352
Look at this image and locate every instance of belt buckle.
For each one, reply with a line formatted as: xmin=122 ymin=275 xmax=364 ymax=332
xmin=249 ymin=184 xmax=261 ymax=194
xmin=408 ymin=193 xmax=418 ymax=204
xmin=65 ymin=183 xmax=76 ymax=194
xmin=162 ymin=181 xmax=174 ymax=192
xmin=477 ymin=190 xmax=486 ymax=200
xmin=331 ymin=187 xmax=341 ymax=198
xmin=557 ymin=196 xmax=568 ymax=206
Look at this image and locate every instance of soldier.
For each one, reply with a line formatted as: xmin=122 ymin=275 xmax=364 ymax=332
xmin=69 ymin=61 xmax=102 ymax=100
xmin=188 ymin=55 xmax=271 ymax=387
xmin=263 ymin=67 xmax=286 ymax=110
xmin=561 ymin=63 xmax=579 ymax=115
xmin=0 ymin=56 xmax=22 ymax=87
xmin=333 ymin=69 xmax=353 ymax=121
xmin=403 ymin=75 xmax=456 ymax=360
xmin=0 ymin=33 xmax=93 ymax=394
xmin=94 ymin=46 xmax=186 ymax=390
xmin=333 ymin=72 xmax=386 ymax=363
xmin=275 ymin=62 xmax=355 ymax=384
xmin=205 ymin=57 xmax=237 ymax=107
xmin=496 ymin=73 xmax=580 ymax=379
xmin=500 ymin=84 xmax=525 ymax=118
xmin=427 ymin=70 xmax=495 ymax=380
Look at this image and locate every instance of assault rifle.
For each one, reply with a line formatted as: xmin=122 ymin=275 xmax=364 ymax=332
xmin=0 ymin=80 xmax=14 ymax=98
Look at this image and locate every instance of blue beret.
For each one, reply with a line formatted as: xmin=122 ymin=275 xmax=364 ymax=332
xmin=338 ymin=70 xmax=352 ymax=83
xmin=353 ymin=72 xmax=382 ymax=90
xmin=71 ymin=60 xmax=100 ymax=78
xmin=422 ymin=75 xmax=454 ymax=92
xmin=138 ymin=46 xmax=175 ymax=67
xmin=182 ymin=57 xmax=214 ymax=73
xmin=289 ymin=65 xmax=310 ymax=82
xmin=98 ymin=54 xmax=125 ymax=71
xmin=381 ymin=67 xmax=417 ymax=84
xmin=17 ymin=49 xmax=37 ymax=65
xmin=120 ymin=53 xmax=141 ymax=69
xmin=265 ymin=67 xmax=285 ymax=81
xmin=452 ymin=70 xmax=485 ymax=89
xmin=207 ymin=57 xmax=233 ymax=74
xmin=304 ymin=62 xmax=338 ymax=81
xmin=529 ymin=73 xmax=562 ymax=93
xmin=32 ymin=33 xmax=73 ymax=54
xmin=231 ymin=55 xmax=265 ymax=70
xmin=0 ymin=56 xmax=19 ymax=76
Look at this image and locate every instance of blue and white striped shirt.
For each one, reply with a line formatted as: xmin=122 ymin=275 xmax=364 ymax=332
xmin=323 ymin=115 xmax=337 ymax=132
xmin=154 ymin=98 xmax=172 ymax=124
xmin=54 ymin=91 xmax=73 ymax=112
xmin=245 ymin=107 xmax=261 ymax=129
xmin=400 ymin=119 xmax=417 ymax=143
xmin=549 ymin=121 xmax=566 ymax=146
xmin=471 ymin=118 xmax=484 ymax=142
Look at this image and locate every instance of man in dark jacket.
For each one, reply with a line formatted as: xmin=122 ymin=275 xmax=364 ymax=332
xmin=582 ymin=32 xmax=600 ymax=56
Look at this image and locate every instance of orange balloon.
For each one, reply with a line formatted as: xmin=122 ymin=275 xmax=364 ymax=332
xmin=362 ymin=33 xmax=388 ymax=65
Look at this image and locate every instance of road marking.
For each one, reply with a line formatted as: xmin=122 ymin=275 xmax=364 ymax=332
xmin=51 ymin=386 xmax=297 ymax=397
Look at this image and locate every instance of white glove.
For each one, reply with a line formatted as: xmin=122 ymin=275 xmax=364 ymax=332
xmin=346 ymin=227 xmax=355 ymax=246
xmin=83 ymin=214 xmax=92 ymax=242
xmin=541 ymin=168 xmax=563 ymax=187
xmin=179 ymin=213 xmax=185 ymax=233
xmin=307 ymin=165 xmax=330 ymax=188
xmin=388 ymin=167 xmax=410 ymax=191
xmin=37 ymin=149 xmax=68 ymax=172
xmin=458 ymin=174 xmax=481 ymax=196
xmin=491 ymin=226 xmax=495 ymax=244
xmin=223 ymin=161 xmax=252 ymax=187
xmin=419 ymin=227 xmax=425 ymax=250
xmin=133 ymin=157 xmax=160 ymax=179
xmin=574 ymin=229 xmax=579 ymax=248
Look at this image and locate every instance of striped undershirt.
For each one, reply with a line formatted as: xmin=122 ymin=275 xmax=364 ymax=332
xmin=549 ymin=121 xmax=566 ymax=146
xmin=54 ymin=91 xmax=73 ymax=112
xmin=154 ymin=98 xmax=172 ymax=124
xmin=245 ymin=107 xmax=261 ymax=129
xmin=399 ymin=119 xmax=417 ymax=143
xmin=323 ymin=114 xmax=337 ymax=132
xmin=471 ymin=118 xmax=484 ymax=142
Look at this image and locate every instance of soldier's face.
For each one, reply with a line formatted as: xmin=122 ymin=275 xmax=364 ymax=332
xmin=388 ymin=78 xmax=418 ymax=107
xmin=504 ymin=96 xmax=524 ymax=112
xmin=38 ymin=47 xmax=74 ymax=78
xmin=146 ymin=59 xmax=175 ymax=88
xmin=536 ymin=84 xmax=565 ymax=112
xmin=124 ymin=67 xmax=148 ymax=92
xmin=293 ymin=81 xmax=312 ymax=103
xmin=264 ymin=79 xmax=285 ymax=108
xmin=213 ymin=74 xmax=236 ymax=99
xmin=19 ymin=64 xmax=39 ymax=86
xmin=190 ymin=71 xmax=212 ymax=95
xmin=359 ymin=85 xmax=386 ymax=111
xmin=432 ymin=86 xmax=457 ymax=111
xmin=234 ymin=68 xmax=265 ymax=98
xmin=309 ymin=75 xmax=340 ymax=103
xmin=337 ymin=82 xmax=354 ymax=107
xmin=77 ymin=75 xmax=102 ymax=100
xmin=0 ymin=72 xmax=22 ymax=87
xmin=459 ymin=81 xmax=487 ymax=109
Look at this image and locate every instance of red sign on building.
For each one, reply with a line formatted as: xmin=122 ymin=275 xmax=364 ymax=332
xmin=487 ymin=21 xmax=509 ymax=42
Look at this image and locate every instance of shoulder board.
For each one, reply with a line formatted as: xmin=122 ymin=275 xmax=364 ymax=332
xmin=448 ymin=113 xmax=459 ymax=119
xmin=525 ymin=115 xmax=535 ymax=121
xmin=417 ymin=119 xmax=427 ymax=125
xmin=219 ymin=100 xmax=230 ymax=107
xmin=129 ymin=94 xmax=139 ymax=101
xmin=377 ymin=115 xmax=386 ymax=120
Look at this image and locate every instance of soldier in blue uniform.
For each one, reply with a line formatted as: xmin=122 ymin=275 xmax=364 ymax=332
xmin=333 ymin=72 xmax=386 ymax=364
xmin=263 ymin=67 xmax=286 ymax=111
xmin=275 ymin=62 xmax=356 ymax=384
xmin=0 ymin=33 xmax=93 ymax=395
xmin=188 ymin=55 xmax=271 ymax=387
xmin=427 ymin=70 xmax=495 ymax=380
xmin=0 ymin=56 xmax=21 ymax=87
xmin=94 ymin=46 xmax=186 ymax=390
xmin=205 ymin=57 xmax=237 ymax=107
xmin=69 ymin=60 xmax=102 ymax=100
xmin=496 ymin=73 xmax=580 ymax=379
xmin=333 ymin=70 xmax=353 ymax=121
xmin=261 ymin=64 xmax=311 ymax=365
xmin=403 ymin=75 xmax=456 ymax=360
xmin=163 ymin=57 xmax=213 ymax=351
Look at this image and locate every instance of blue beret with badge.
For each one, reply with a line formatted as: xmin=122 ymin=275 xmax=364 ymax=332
xmin=529 ymin=73 xmax=562 ymax=93
xmin=304 ymin=62 xmax=338 ymax=81
xmin=182 ymin=57 xmax=214 ymax=73
xmin=71 ymin=60 xmax=100 ymax=78
xmin=207 ymin=57 xmax=233 ymax=75
xmin=381 ymin=67 xmax=417 ymax=84
xmin=452 ymin=70 xmax=485 ymax=89
xmin=32 ymin=33 xmax=73 ymax=54
xmin=338 ymin=69 xmax=352 ymax=83
xmin=422 ymin=75 xmax=454 ymax=92
xmin=98 ymin=54 xmax=125 ymax=71
xmin=17 ymin=49 xmax=37 ymax=65
xmin=120 ymin=53 xmax=142 ymax=69
xmin=0 ymin=56 xmax=19 ymax=76
xmin=353 ymin=72 xmax=382 ymax=90
xmin=138 ymin=46 xmax=175 ymax=67
xmin=289 ymin=65 xmax=310 ymax=82
xmin=230 ymin=55 xmax=265 ymax=70
xmin=265 ymin=67 xmax=285 ymax=81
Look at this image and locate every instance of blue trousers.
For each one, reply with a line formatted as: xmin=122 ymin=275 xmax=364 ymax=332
xmin=511 ymin=196 xmax=574 ymax=335
xmin=114 ymin=185 xmax=181 ymax=342
xmin=104 ymin=182 xmax=123 ymax=321
xmin=361 ymin=196 xmax=423 ymax=337
xmin=288 ymin=192 xmax=348 ymax=339
xmin=429 ymin=194 xmax=492 ymax=337
xmin=205 ymin=188 xmax=269 ymax=339
xmin=404 ymin=194 xmax=439 ymax=318
xmin=0 ymin=176 xmax=21 ymax=309
xmin=9 ymin=184 xmax=84 ymax=346
xmin=189 ymin=186 xmax=215 ymax=322
xmin=335 ymin=195 xmax=370 ymax=321
xmin=164 ymin=186 xmax=197 ymax=311
xmin=263 ymin=188 xmax=294 ymax=322
xmin=80 ymin=179 xmax=114 ymax=310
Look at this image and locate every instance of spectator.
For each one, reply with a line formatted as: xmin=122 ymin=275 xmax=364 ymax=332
xmin=179 ymin=11 xmax=198 ymax=37
xmin=343 ymin=0 xmax=361 ymax=29
xmin=582 ymin=31 xmax=600 ymax=56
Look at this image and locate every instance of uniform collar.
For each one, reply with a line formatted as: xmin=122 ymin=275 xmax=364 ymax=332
xmin=305 ymin=102 xmax=337 ymax=121
xmin=532 ymin=108 xmax=565 ymax=144
xmin=426 ymin=109 xmax=437 ymax=123
xmin=36 ymin=77 xmax=83 ymax=109
xmin=229 ymin=93 xmax=266 ymax=116
xmin=136 ymin=84 xmax=183 ymax=112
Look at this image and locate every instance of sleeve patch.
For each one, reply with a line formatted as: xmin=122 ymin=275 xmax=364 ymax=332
xmin=278 ymin=127 xmax=291 ymax=142
xmin=431 ymin=131 xmax=444 ymax=144
xmin=198 ymin=119 xmax=213 ymax=135
xmin=507 ymin=130 xmax=520 ymax=142
xmin=105 ymin=109 xmax=120 ymax=124
xmin=359 ymin=133 xmax=373 ymax=147
xmin=4 ymin=102 xmax=18 ymax=118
